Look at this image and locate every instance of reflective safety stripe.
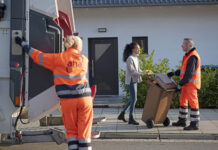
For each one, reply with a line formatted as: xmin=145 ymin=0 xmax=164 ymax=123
xmin=69 ymin=144 xmax=78 ymax=150
xmin=190 ymin=117 xmax=200 ymax=121
xmin=180 ymin=71 xmax=200 ymax=75
xmin=179 ymin=114 xmax=188 ymax=119
xmin=179 ymin=107 xmax=188 ymax=113
xmin=189 ymin=79 xmax=201 ymax=82
xmin=79 ymin=147 xmax=92 ymax=150
xmin=68 ymin=137 xmax=78 ymax=150
xmin=28 ymin=48 xmax=34 ymax=56
xmin=192 ymin=71 xmax=201 ymax=75
xmin=78 ymin=139 xmax=91 ymax=143
xmin=191 ymin=111 xmax=200 ymax=116
xmin=54 ymin=74 xmax=86 ymax=79
xmin=57 ymin=88 xmax=91 ymax=96
xmin=39 ymin=53 xmax=43 ymax=66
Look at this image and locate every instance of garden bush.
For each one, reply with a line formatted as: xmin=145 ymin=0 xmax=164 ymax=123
xmin=198 ymin=65 xmax=218 ymax=108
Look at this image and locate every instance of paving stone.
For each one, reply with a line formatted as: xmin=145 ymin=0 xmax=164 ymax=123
xmin=117 ymin=123 xmax=138 ymax=132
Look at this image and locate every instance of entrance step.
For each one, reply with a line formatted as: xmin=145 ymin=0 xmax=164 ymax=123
xmin=93 ymin=95 xmax=124 ymax=108
xmin=39 ymin=116 xmax=107 ymax=126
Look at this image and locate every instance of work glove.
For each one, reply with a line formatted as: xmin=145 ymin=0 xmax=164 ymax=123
xmin=15 ymin=36 xmax=31 ymax=53
xmin=174 ymin=69 xmax=181 ymax=76
xmin=15 ymin=36 xmax=23 ymax=46
xmin=167 ymin=72 xmax=174 ymax=78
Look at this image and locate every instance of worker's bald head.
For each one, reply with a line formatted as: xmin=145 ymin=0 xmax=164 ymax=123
xmin=182 ymin=38 xmax=194 ymax=52
xmin=64 ymin=35 xmax=83 ymax=51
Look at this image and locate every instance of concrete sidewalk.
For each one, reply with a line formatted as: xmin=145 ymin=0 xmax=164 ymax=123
xmin=17 ymin=108 xmax=218 ymax=140
xmin=92 ymin=108 xmax=218 ymax=140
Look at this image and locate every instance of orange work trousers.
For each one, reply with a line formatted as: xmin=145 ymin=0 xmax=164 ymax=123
xmin=60 ymin=96 xmax=93 ymax=139
xmin=179 ymin=85 xmax=199 ymax=109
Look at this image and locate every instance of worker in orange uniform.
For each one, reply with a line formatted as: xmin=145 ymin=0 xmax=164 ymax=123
xmin=167 ymin=38 xmax=201 ymax=130
xmin=15 ymin=36 xmax=93 ymax=150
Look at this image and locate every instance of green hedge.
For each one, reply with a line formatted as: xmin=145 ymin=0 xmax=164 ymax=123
xmin=119 ymin=50 xmax=218 ymax=108
xmin=198 ymin=66 xmax=218 ymax=108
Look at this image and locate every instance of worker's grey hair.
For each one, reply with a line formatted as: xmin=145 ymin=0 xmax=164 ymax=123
xmin=64 ymin=35 xmax=82 ymax=49
xmin=184 ymin=38 xmax=195 ymax=47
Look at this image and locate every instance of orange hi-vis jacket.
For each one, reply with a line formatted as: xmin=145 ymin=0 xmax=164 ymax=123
xmin=28 ymin=48 xmax=91 ymax=98
xmin=180 ymin=50 xmax=201 ymax=89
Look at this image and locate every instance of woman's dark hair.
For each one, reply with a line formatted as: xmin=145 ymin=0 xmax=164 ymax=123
xmin=123 ymin=42 xmax=138 ymax=62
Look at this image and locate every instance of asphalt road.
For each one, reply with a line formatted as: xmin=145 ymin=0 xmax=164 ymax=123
xmin=0 ymin=139 xmax=218 ymax=150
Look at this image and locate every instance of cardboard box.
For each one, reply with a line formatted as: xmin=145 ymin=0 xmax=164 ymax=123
xmin=152 ymin=74 xmax=177 ymax=90
xmin=141 ymin=80 xmax=175 ymax=124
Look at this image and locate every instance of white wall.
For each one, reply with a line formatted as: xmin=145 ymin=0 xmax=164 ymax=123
xmin=0 ymin=0 xmax=10 ymax=78
xmin=73 ymin=5 xmax=218 ymax=95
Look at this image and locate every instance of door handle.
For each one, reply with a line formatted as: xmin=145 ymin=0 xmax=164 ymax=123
xmin=47 ymin=25 xmax=62 ymax=52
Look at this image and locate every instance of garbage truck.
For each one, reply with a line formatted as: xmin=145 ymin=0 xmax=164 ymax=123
xmin=0 ymin=0 xmax=101 ymax=144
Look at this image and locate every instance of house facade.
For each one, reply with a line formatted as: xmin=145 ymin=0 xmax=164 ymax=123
xmin=72 ymin=0 xmax=218 ymax=96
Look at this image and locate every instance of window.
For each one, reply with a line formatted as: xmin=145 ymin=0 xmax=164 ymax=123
xmin=132 ymin=37 xmax=148 ymax=54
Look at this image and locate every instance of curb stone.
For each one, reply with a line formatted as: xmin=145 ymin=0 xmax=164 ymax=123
xmin=99 ymin=132 xmax=218 ymax=140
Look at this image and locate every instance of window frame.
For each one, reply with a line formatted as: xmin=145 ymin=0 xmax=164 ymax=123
xmin=132 ymin=36 xmax=148 ymax=54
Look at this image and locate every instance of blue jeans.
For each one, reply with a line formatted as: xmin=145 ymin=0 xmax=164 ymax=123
xmin=122 ymin=79 xmax=137 ymax=115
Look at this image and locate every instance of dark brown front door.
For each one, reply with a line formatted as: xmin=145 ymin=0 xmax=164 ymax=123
xmin=89 ymin=38 xmax=118 ymax=95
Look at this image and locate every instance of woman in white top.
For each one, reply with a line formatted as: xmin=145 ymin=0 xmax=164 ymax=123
xmin=118 ymin=42 xmax=149 ymax=125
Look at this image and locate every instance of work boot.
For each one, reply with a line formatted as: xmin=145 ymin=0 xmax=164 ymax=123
xmin=184 ymin=121 xmax=199 ymax=130
xmin=128 ymin=115 xmax=139 ymax=125
xmin=172 ymin=120 xmax=186 ymax=127
xmin=118 ymin=111 xmax=127 ymax=122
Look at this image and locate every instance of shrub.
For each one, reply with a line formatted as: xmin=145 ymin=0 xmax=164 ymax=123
xmin=198 ymin=65 xmax=218 ymax=108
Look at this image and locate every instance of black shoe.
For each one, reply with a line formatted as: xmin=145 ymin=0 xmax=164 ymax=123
xmin=184 ymin=121 xmax=199 ymax=130
xmin=184 ymin=125 xmax=199 ymax=130
xmin=172 ymin=120 xmax=186 ymax=127
xmin=118 ymin=112 xmax=127 ymax=122
xmin=128 ymin=115 xmax=139 ymax=125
